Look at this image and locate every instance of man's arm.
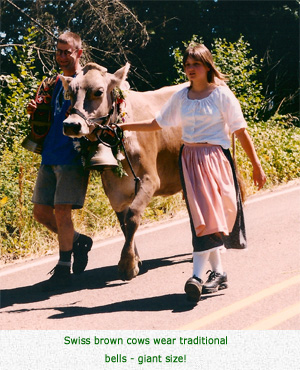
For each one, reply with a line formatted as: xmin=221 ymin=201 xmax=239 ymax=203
xmin=27 ymin=99 xmax=37 ymax=115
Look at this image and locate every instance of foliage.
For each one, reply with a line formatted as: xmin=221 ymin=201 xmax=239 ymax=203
xmin=0 ymin=27 xmax=41 ymax=153
xmin=124 ymin=0 xmax=299 ymax=114
xmin=212 ymin=37 xmax=265 ymax=122
xmin=235 ymin=117 xmax=300 ymax=194
xmin=1 ymin=0 xmax=149 ymax=85
xmin=0 ymin=144 xmax=56 ymax=261
xmin=2 ymin=1 xmax=299 ymax=112
xmin=172 ymin=35 xmax=265 ymax=122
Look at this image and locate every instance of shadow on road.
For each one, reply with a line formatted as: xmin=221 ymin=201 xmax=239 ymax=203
xmin=0 ymin=253 xmax=192 ymax=310
xmin=2 ymin=291 xmax=223 ymax=320
xmin=49 ymin=293 xmax=222 ymax=319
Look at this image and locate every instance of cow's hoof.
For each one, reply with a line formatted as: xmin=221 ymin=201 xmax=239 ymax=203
xmin=118 ymin=259 xmax=141 ymax=281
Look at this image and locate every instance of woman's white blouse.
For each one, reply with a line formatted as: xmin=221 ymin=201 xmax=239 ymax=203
xmin=155 ymin=85 xmax=247 ymax=149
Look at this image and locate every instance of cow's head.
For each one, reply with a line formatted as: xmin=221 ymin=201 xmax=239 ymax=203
xmin=61 ymin=62 xmax=130 ymax=138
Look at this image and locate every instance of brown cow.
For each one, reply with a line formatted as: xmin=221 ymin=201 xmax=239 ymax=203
xmin=61 ymin=62 xmax=189 ymax=280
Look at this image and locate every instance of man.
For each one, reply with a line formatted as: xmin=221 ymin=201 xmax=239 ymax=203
xmin=27 ymin=32 xmax=92 ymax=291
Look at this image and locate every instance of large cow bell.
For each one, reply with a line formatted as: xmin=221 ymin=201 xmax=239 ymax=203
xmin=22 ymin=133 xmax=43 ymax=154
xmin=21 ymin=121 xmax=51 ymax=154
xmin=85 ymin=143 xmax=119 ymax=171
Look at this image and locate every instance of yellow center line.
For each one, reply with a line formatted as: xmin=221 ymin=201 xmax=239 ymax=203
xmin=244 ymin=302 xmax=300 ymax=330
xmin=179 ymin=274 xmax=300 ymax=330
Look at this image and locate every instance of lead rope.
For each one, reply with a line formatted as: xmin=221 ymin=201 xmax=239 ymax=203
xmin=119 ymin=138 xmax=141 ymax=195
xmin=111 ymin=88 xmax=141 ymax=195
xmin=92 ymin=122 xmax=141 ymax=195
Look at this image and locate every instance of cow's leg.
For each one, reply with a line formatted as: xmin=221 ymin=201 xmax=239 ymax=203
xmin=118 ymin=179 xmax=154 ymax=280
xmin=116 ymin=208 xmax=127 ymax=237
xmin=116 ymin=208 xmax=140 ymax=262
xmin=116 ymin=208 xmax=141 ymax=281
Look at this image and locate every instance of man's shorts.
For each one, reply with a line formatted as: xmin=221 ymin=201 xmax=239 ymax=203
xmin=32 ymin=165 xmax=89 ymax=209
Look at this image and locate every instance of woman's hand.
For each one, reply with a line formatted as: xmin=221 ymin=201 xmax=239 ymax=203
xmin=252 ymin=163 xmax=267 ymax=190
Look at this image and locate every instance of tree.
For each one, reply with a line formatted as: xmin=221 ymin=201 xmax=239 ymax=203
xmin=2 ymin=0 xmax=299 ymax=114
xmin=1 ymin=0 xmax=149 ymax=82
xmin=123 ymin=0 xmax=299 ymax=114
xmin=195 ymin=0 xmax=299 ymax=116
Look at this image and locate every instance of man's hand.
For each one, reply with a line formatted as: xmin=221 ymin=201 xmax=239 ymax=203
xmin=27 ymin=99 xmax=37 ymax=115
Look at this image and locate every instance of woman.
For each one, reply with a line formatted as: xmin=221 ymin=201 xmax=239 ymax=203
xmin=119 ymin=43 xmax=266 ymax=302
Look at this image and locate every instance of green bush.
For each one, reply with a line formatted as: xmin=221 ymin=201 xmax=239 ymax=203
xmin=0 ymin=28 xmax=40 ymax=154
xmin=212 ymin=36 xmax=265 ymax=122
xmin=238 ymin=115 xmax=300 ymax=192
xmin=0 ymin=144 xmax=57 ymax=261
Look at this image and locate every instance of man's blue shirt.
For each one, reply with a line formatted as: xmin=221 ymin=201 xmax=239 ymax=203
xmin=41 ymin=78 xmax=81 ymax=165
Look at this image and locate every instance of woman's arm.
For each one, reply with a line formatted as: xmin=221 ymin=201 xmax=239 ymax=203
xmin=118 ymin=118 xmax=162 ymax=132
xmin=234 ymin=128 xmax=266 ymax=190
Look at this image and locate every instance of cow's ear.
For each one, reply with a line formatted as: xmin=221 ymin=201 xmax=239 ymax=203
xmin=59 ymin=75 xmax=73 ymax=91
xmin=111 ymin=63 xmax=130 ymax=88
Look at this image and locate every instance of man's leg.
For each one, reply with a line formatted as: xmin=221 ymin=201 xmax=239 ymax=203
xmin=33 ymin=204 xmax=78 ymax=251
xmin=34 ymin=165 xmax=92 ymax=290
xmin=33 ymin=204 xmax=57 ymax=233
xmin=54 ymin=204 xmax=74 ymax=252
xmin=38 ymin=204 xmax=74 ymax=291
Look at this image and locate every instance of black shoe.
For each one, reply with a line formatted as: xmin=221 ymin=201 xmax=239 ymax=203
xmin=202 ymin=270 xmax=228 ymax=294
xmin=41 ymin=264 xmax=72 ymax=292
xmin=72 ymin=234 xmax=93 ymax=274
xmin=184 ymin=276 xmax=203 ymax=302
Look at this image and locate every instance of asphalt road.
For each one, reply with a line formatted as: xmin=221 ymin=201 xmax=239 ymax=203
xmin=0 ymin=181 xmax=299 ymax=330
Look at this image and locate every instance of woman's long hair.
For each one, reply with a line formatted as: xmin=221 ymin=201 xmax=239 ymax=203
xmin=183 ymin=43 xmax=227 ymax=84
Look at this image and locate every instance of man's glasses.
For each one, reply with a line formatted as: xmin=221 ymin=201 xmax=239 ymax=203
xmin=55 ymin=49 xmax=77 ymax=57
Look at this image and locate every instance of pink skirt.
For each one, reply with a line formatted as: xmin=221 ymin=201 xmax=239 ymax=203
xmin=181 ymin=143 xmax=237 ymax=237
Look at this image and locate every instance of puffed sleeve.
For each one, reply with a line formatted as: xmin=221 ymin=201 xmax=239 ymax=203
xmin=219 ymin=86 xmax=247 ymax=133
xmin=155 ymin=89 xmax=183 ymax=128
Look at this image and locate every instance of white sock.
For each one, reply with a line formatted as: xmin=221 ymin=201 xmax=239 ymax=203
xmin=208 ymin=249 xmax=224 ymax=274
xmin=193 ymin=251 xmax=210 ymax=280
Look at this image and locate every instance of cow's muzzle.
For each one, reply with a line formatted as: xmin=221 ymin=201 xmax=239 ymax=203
xmin=63 ymin=106 xmax=116 ymax=138
xmin=63 ymin=121 xmax=82 ymax=136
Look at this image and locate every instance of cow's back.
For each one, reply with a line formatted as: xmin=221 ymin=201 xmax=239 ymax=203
xmin=125 ymin=82 xmax=189 ymax=121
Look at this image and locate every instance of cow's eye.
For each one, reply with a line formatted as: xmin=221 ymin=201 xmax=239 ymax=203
xmin=94 ymin=89 xmax=103 ymax=97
